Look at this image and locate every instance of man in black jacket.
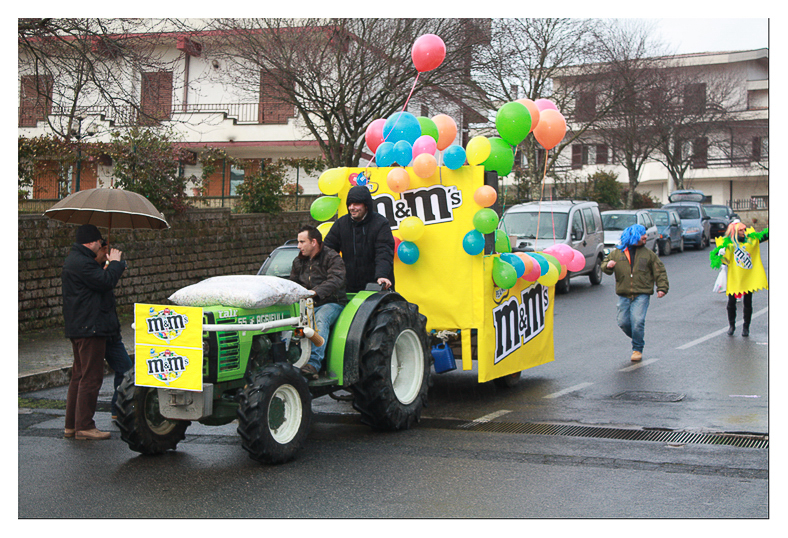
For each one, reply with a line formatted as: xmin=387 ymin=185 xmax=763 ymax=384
xmin=61 ymin=224 xmax=125 ymax=440
xmin=323 ymin=185 xmax=395 ymax=293
xmin=290 ymin=225 xmax=347 ymax=379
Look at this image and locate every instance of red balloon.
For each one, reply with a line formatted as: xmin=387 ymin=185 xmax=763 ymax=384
xmin=365 ymin=119 xmax=386 ymax=153
xmin=412 ymin=34 xmax=446 ymax=73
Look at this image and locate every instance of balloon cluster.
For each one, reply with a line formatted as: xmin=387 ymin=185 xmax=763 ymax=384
xmin=487 ymin=242 xmax=587 ymax=290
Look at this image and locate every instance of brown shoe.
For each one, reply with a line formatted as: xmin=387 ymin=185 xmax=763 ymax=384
xmin=64 ymin=428 xmax=75 ymax=438
xmin=75 ymin=428 xmax=111 ymax=440
xmin=631 ymin=350 xmax=642 ymax=362
xmin=300 ymin=364 xmax=319 ymax=380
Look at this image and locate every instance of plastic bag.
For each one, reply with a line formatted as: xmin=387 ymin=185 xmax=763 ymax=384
xmin=169 ymin=275 xmax=312 ymax=309
xmin=712 ymin=265 xmax=727 ymax=294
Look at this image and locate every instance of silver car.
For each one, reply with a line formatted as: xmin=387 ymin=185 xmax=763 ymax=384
xmin=601 ymin=210 xmax=659 ymax=253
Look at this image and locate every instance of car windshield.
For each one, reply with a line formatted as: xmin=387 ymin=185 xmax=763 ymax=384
xmin=650 ymin=212 xmax=669 ymax=226
xmin=704 ymin=206 xmax=728 ymax=218
xmin=500 ymin=211 xmax=569 ymax=240
xmin=674 ymin=206 xmax=700 ymax=219
xmin=258 ymin=248 xmax=299 ymax=277
xmin=601 ymin=213 xmax=636 ymax=231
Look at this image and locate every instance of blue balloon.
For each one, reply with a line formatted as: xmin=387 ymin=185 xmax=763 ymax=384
xmin=383 ymin=112 xmax=422 ymax=145
xmin=528 ymin=252 xmax=550 ymax=276
xmin=376 ymin=142 xmax=395 ymax=167
xmin=398 ymin=241 xmax=420 ymax=265
xmin=393 ymin=140 xmax=413 ymax=167
xmin=462 ymin=229 xmax=485 ymax=256
xmin=501 ymin=252 xmax=525 ymax=278
xmin=443 ymin=145 xmax=467 ymax=170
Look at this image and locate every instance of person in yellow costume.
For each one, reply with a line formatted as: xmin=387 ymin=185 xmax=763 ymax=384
xmin=709 ymin=222 xmax=768 ymax=337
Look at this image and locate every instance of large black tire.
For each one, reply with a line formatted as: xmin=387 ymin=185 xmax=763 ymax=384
xmin=589 ymin=255 xmax=603 ymax=285
xmin=555 ymin=274 xmax=571 ymax=294
xmin=116 ymin=369 xmax=190 ymax=455
xmin=352 ymin=301 xmax=430 ymax=431
xmin=237 ymin=362 xmax=312 ymax=464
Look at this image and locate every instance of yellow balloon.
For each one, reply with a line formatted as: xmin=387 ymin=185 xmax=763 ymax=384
xmin=466 ymin=136 xmax=491 ymax=166
xmin=537 ymin=263 xmax=559 ymax=287
xmin=399 ymin=216 xmax=425 ymax=242
xmin=317 ymin=221 xmax=334 ymax=240
xmin=318 ymin=168 xmax=346 ymax=195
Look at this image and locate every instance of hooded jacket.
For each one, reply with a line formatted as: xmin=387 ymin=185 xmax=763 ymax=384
xmin=323 ymin=185 xmax=395 ymax=293
xmin=61 ymin=243 xmax=126 ymax=339
xmin=602 ymin=244 xmax=669 ymax=298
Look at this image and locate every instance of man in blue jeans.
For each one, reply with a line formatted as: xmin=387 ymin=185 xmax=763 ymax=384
xmin=602 ymin=224 xmax=669 ymax=362
xmin=289 ymin=225 xmax=347 ymax=379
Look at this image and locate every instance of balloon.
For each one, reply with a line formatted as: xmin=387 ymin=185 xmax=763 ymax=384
xmin=317 ymin=221 xmax=333 ymax=239
xmin=411 ymin=34 xmax=446 ymax=73
xmin=393 ymin=236 xmax=402 ymax=259
xmin=398 ymin=241 xmax=420 ymax=265
xmin=432 ymin=114 xmax=457 ymax=151
xmin=399 ymin=216 xmax=425 ymax=242
xmin=310 ymin=196 xmax=340 ymax=221
xmin=482 ymin=137 xmax=515 ymax=176
xmin=376 ymin=141 xmax=396 ymax=167
xmin=495 ymin=229 xmax=511 ymax=253
xmin=538 ymin=263 xmax=560 ymax=287
xmin=466 ymin=136 xmax=491 ymax=166
xmin=495 ymin=101 xmax=532 ymax=146
xmin=386 ymin=168 xmax=410 ymax=193
xmin=417 ymin=116 xmax=439 ymax=144
xmin=473 ymin=185 xmax=497 ymax=207
xmin=514 ymin=252 xmax=534 ymax=276
xmin=533 ymin=109 xmax=567 ymax=150
xmin=527 ymin=252 xmax=549 ymax=276
xmin=412 ymin=135 xmax=437 ymax=158
xmin=443 ymin=145 xmax=466 ymax=170
xmin=516 ymin=98 xmax=540 ymax=132
xmin=545 ymin=243 xmax=573 ymax=265
xmin=540 ymin=252 xmax=561 ymax=274
xmin=567 ymin=249 xmax=586 ymax=272
xmin=393 ymin=140 xmax=413 ymax=166
xmin=318 ymin=168 xmax=345 ymax=195
xmin=383 ymin=111 xmax=421 ymax=145
xmin=535 ymin=98 xmax=558 ymax=112
xmin=365 ymin=119 xmax=386 ymax=153
xmin=501 ymin=252 xmax=525 ymax=278
xmin=522 ymin=256 xmax=542 ymax=281
xmin=492 ymin=257 xmax=518 ymax=289
xmin=413 ymin=153 xmax=437 ymax=178
xmin=558 ymin=264 xmax=568 ymax=280
xmin=462 ymin=230 xmax=485 ymax=255
xmin=472 ymin=208 xmax=499 ymax=234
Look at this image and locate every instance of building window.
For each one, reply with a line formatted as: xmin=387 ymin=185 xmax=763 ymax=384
xmin=751 ymin=137 xmax=768 ymax=162
xmin=691 ymin=137 xmax=708 ymax=168
xmin=575 ymin=91 xmax=596 ymax=121
xmin=684 ymin=83 xmax=707 ymax=115
xmin=229 ymin=166 xmax=244 ymax=196
xmin=140 ymin=71 xmax=173 ymax=125
xmin=19 ymin=75 xmax=53 ymax=127
xmin=571 ymin=144 xmax=588 ymax=169
xmin=259 ymin=70 xmax=295 ymax=124
xmin=595 ymin=144 xmax=608 ymax=165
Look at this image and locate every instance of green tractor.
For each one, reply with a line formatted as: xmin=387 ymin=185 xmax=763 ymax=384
xmin=115 ymin=289 xmax=430 ymax=464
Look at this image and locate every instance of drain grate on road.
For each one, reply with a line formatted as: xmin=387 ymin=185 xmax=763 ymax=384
xmin=613 ymin=391 xmax=685 ymax=402
xmin=457 ymin=421 xmax=768 ymax=449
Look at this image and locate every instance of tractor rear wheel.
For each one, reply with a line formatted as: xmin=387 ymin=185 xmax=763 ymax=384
xmin=352 ymin=300 xmax=430 ymax=431
xmin=237 ymin=362 xmax=312 ymax=464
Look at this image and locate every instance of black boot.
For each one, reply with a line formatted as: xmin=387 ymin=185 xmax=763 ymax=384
xmin=727 ymin=325 xmax=736 ymax=336
xmin=742 ymin=303 xmax=752 ymax=337
xmin=742 ymin=324 xmax=750 ymax=337
xmin=726 ymin=300 xmax=737 ymax=336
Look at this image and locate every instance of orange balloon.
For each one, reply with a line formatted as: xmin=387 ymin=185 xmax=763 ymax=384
xmin=516 ymin=98 xmax=540 ymax=132
xmin=432 ymin=114 xmax=457 ymax=151
xmin=413 ymin=153 xmax=437 ymax=179
xmin=515 ymin=252 xmax=534 ymax=276
xmin=386 ymin=168 xmax=410 ymax=193
xmin=473 ymin=185 xmax=497 ymax=207
xmin=533 ymin=109 xmax=566 ymax=150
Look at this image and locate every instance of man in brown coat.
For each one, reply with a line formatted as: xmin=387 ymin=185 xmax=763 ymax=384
xmin=289 ymin=225 xmax=347 ymax=379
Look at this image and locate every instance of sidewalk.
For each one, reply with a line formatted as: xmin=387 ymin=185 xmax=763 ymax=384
xmin=18 ymin=321 xmax=135 ymax=393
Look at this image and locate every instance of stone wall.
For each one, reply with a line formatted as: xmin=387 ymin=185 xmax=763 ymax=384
xmin=18 ymin=209 xmax=316 ymax=334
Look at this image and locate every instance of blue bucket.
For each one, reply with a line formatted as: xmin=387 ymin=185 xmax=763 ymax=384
xmin=431 ymin=343 xmax=457 ymax=373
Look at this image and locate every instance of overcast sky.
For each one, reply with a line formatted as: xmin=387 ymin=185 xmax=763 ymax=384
xmin=650 ymin=18 xmax=769 ymax=55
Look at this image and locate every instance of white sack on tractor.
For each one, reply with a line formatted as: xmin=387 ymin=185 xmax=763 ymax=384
xmin=169 ymin=275 xmax=313 ymax=309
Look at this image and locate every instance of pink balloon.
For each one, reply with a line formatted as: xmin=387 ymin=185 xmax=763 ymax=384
xmin=412 ymin=134 xmax=438 ymax=158
xmin=522 ymin=255 xmax=542 ymax=281
xmin=546 ymin=243 xmax=573 ymax=265
xmin=534 ymin=98 xmax=558 ymax=112
xmin=365 ymin=119 xmax=386 ymax=153
xmin=412 ymin=34 xmax=446 ymax=73
xmin=567 ymin=249 xmax=586 ymax=272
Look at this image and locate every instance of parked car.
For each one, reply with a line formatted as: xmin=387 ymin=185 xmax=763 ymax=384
xmin=663 ymin=190 xmax=711 ymax=250
xmin=703 ymin=204 xmax=739 ymax=238
xmin=600 ymin=209 xmax=659 ymax=253
xmin=499 ymin=200 xmax=605 ymax=294
xmin=646 ymin=208 xmax=684 ymax=255
xmin=257 ymin=240 xmax=299 ymax=277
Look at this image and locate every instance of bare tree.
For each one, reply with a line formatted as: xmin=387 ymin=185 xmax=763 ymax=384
xmin=205 ymin=18 xmax=489 ymax=168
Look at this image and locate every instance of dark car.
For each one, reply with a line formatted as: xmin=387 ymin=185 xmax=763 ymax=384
xmin=704 ymin=204 xmax=739 ymax=238
xmin=646 ymin=208 xmax=684 ymax=255
xmin=257 ymin=240 xmax=299 ymax=277
xmin=663 ymin=190 xmax=711 ymax=250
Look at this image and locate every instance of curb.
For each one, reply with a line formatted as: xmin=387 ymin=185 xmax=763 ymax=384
xmin=18 ymin=362 xmax=122 ymax=394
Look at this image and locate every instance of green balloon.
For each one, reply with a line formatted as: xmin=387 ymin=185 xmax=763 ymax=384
xmin=495 ymin=101 xmax=531 ymax=146
xmin=483 ymin=137 xmax=515 ymax=176
xmin=473 ymin=208 xmax=499 ymax=234
xmin=417 ymin=116 xmax=439 ymax=143
xmin=493 ymin=256 xmax=518 ymax=289
xmin=310 ymin=196 xmax=341 ymax=221
xmin=540 ymin=252 xmax=561 ymax=272
xmin=495 ymin=229 xmax=511 ymax=253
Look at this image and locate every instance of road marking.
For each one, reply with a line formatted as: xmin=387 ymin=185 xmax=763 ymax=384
xmin=619 ymin=358 xmax=659 ymax=372
xmin=543 ymin=382 xmax=593 ymax=399
xmin=471 ymin=410 xmax=512 ymax=424
xmin=676 ymin=307 xmax=768 ymax=350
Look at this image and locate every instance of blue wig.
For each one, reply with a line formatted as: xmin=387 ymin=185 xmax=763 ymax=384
xmin=617 ymin=224 xmax=647 ymax=250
